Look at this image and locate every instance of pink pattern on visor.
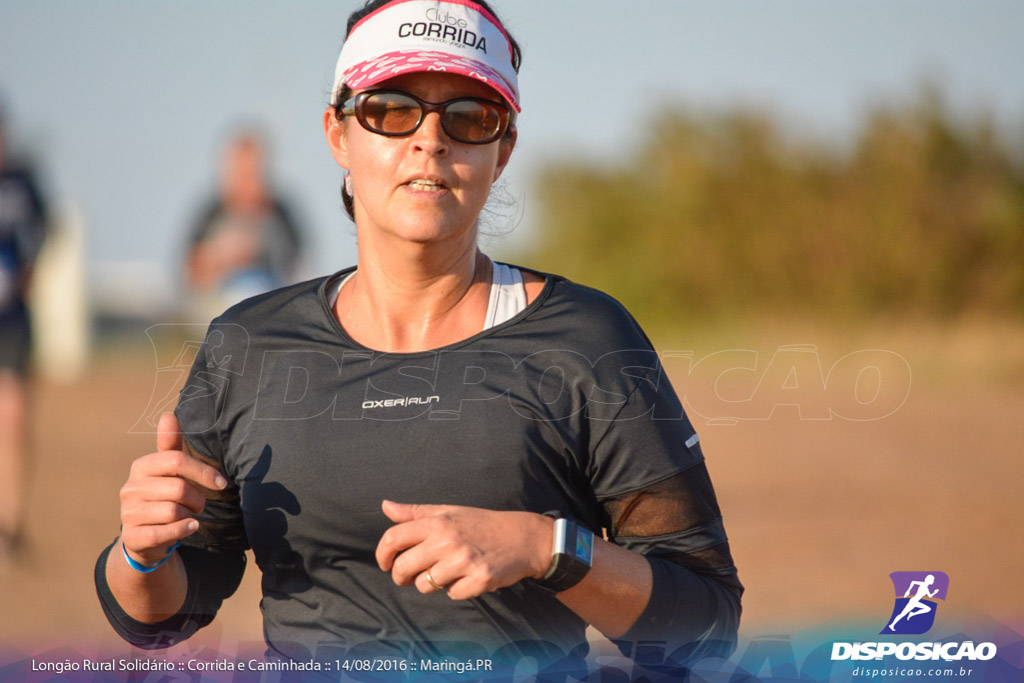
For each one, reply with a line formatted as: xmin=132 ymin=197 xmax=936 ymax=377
xmin=343 ymin=50 xmax=518 ymax=112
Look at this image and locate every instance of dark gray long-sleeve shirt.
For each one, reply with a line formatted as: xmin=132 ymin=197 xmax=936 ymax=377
xmin=96 ymin=267 xmax=741 ymax=676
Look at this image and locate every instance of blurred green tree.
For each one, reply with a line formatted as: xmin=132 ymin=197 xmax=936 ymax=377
xmin=526 ymin=85 xmax=1024 ymax=328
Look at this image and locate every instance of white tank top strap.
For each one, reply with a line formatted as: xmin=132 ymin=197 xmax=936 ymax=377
xmin=328 ymin=270 xmax=355 ymax=308
xmin=328 ymin=263 xmax=528 ymax=331
xmin=484 ymin=262 xmax=528 ymax=330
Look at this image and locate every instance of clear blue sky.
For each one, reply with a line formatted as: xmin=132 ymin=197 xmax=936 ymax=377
xmin=1 ymin=1 xmax=1022 ymax=308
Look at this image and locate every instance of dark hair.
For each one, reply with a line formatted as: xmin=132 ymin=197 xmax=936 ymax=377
xmin=332 ymin=0 xmax=522 ymax=220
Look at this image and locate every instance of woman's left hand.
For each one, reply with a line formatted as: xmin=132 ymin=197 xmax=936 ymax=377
xmin=376 ymin=500 xmax=553 ymax=600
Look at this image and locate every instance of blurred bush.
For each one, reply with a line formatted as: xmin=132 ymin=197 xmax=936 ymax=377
xmin=526 ymin=85 xmax=1024 ymax=328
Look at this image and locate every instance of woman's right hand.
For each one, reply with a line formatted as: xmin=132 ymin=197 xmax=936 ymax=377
xmin=118 ymin=413 xmax=227 ymax=568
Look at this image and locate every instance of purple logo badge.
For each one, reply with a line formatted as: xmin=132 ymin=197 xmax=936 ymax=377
xmin=880 ymin=571 xmax=949 ymax=635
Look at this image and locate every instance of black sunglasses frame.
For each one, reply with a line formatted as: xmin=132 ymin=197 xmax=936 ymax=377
xmin=340 ymin=90 xmax=512 ymax=145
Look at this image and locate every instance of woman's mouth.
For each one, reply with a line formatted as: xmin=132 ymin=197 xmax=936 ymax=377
xmin=406 ymin=179 xmax=446 ymax=193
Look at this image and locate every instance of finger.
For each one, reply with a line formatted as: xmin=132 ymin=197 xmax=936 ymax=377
xmin=413 ymin=557 xmax=468 ymax=595
xmin=388 ymin=541 xmax=438 ymax=587
xmin=375 ymin=518 xmax=432 ymax=571
xmin=134 ymin=450 xmax=227 ymax=491
xmin=129 ymin=477 xmax=208 ymax=515
xmin=439 ymin=575 xmax=484 ymax=601
xmin=156 ymin=413 xmax=183 ymax=453
xmin=416 ymin=566 xmax=451 ymax=595
xmin=122 ymin=501 xmax=197 ymax=529
xmin=382 ymin=500 xmax=438 ymax=523
xmin=122 ymin=518 xmax=199 ymax=557
xmin=381 ymin=500 xmax=460 ymax=523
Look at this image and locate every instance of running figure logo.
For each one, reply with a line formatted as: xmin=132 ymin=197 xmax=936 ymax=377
xmin=881 ymin=571 xmax=950 ymax=635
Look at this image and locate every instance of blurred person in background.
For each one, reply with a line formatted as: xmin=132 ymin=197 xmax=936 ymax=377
xmin=0 ymin=106 xmax=48 ymax=564
xmin=184 ymin=129 xmax=303 ymax=322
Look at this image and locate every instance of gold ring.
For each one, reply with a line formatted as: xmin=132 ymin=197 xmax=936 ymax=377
xmin=425 ymin=569 xmax=444 ymax=591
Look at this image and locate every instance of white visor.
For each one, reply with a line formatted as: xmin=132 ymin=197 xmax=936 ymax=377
xmin=333 ymin=0 xmax=520 ymax=112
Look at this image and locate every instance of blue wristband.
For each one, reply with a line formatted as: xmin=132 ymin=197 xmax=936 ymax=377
xmin=121 ymin=540 xmax=181 ymax=573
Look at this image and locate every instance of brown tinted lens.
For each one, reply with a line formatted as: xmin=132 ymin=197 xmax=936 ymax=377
xmin=362 ymin=93 xmax=421 ymax=134
xmin=443 ymin=100 xmax=503 ymax=143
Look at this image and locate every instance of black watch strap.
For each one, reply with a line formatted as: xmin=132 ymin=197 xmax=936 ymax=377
xmin=535 ymin=518 xmax=594 ymax=593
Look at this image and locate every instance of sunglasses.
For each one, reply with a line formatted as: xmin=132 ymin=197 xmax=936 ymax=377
xmin=340 ymin=90 xmax=512 ymax=145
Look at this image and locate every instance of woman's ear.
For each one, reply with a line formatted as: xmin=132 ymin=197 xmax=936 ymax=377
xmin=493 ymin=127 xmax=517 ymax=182
xmin=324 ymin=107 xmax=350 ymax=169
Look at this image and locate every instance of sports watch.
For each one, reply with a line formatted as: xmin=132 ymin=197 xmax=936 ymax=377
xmin=535 ymin=518 xmax=594 ymax=593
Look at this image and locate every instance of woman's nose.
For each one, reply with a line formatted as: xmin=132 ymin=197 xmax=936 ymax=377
xmin=411 ymin=112 xmax=450 ymax=156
